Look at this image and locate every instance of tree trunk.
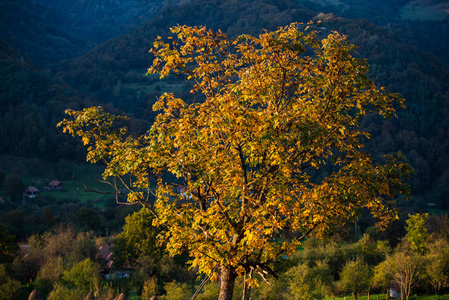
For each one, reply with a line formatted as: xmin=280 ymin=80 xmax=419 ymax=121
xmin=242 ymin=271 xmax=247 ymax=300
xmin=242 ymin=268 xmax=253 ymax=300
xmin=218 ymin=265 xmax=237 ymax=300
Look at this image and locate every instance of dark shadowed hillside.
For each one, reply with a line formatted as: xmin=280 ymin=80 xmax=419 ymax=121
xmin=314 ymin=14 xmax=449 ymax=207
xmin=0 ymin=38 xmax=86 ymax=161
xmin=53 ymin=0 xmax=316 ymax=117
xmin=0 ymin=0 xmax=91 ymax=65
xmin=35 ymin=0 xmax=187 ymax=44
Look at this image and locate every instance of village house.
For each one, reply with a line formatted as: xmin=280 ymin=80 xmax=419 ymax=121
xmin=97 ymin=245 xmax=133 ymax=280
xmin=24 ymin=186 xmax=40 ymax=198
xmin=43 ymin=180 xmax=64 ymax=191
xmin=49 ymin=180 xmax=63 ymax=191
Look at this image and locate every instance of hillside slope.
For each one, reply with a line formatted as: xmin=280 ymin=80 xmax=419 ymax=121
xmin=54 ymin=0 xmax=449 ymax=207
xmin=35 ymin=0 xmax=188 ymax=44
xmin=0 ymin=39 xmax=86 ymax=161
xmin=1 ymin=0 xmax=449 ymax=209
xmin=0 ymin=0 xmax=90 ymax=65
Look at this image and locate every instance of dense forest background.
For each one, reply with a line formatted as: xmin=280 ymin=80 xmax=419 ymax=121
xmin=2 ymin=0 xmax=449 ymax=227
xmin=1 ymin=0 xmax=449 ymax=298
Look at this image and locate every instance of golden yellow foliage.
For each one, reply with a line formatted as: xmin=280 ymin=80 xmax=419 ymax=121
xmin=59 ymin=23 xmax=412 ymax=299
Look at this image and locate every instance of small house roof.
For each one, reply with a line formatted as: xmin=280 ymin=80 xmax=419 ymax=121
xmin=115 ymin=293 xmax=127 ymax=300
xmin=49 ymin=180 xmax=62 ymax=186
xmin=25 ymin=186 xmax=39 ymax=193
xmin=28 ymin=289 xmax=43 ymax=300
xmin=98 ymin=245 xmax=112 ymax=260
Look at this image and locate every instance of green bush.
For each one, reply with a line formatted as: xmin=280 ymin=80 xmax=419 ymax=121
xmin=163 ymin=281 xmax=192 ymax=300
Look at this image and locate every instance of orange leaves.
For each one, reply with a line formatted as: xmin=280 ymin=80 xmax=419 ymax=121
xmin=60 ymin=23 xmax=411 ymax=285
xmin=57 ymin=107 xmax=130 ymax=165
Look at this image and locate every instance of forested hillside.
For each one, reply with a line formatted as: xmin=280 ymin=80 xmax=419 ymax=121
xmin=0 ymin=0 xmax=90 ymax=65
xmin=35 ymin=0 xmax=187 ymax=45
xmin=50 ymin=0 xmax=449 ymax=210
xmin=315 ymin=15 xmax=449 ymax=206
xmin=0 ymin=39 xmax=85 ymax=161
xmin=0 ymin=0 xmax=448 ymax=228
xmin=0 ymin=0 xmax=448 ymax=226
xmin=0 ymin=0 xmax=189 ymax=65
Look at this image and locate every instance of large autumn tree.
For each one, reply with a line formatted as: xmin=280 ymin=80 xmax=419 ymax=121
xmin=59 ymin=23 xmax=411 ymax=300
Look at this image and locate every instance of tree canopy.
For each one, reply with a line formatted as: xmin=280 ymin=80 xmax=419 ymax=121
xmin=59 ymin=23 xmax=412 ymax=300
xmin=112 ymin=207 xmax=163 ymax=268
xmin=406 ymin=213 xmax=429 ymax=254
xmin=340 ymin=257 xmax=371 ymax=300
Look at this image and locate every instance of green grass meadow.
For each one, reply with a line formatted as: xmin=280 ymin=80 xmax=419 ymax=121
xmin=0 ymin=155 xmax=113 ymax=207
